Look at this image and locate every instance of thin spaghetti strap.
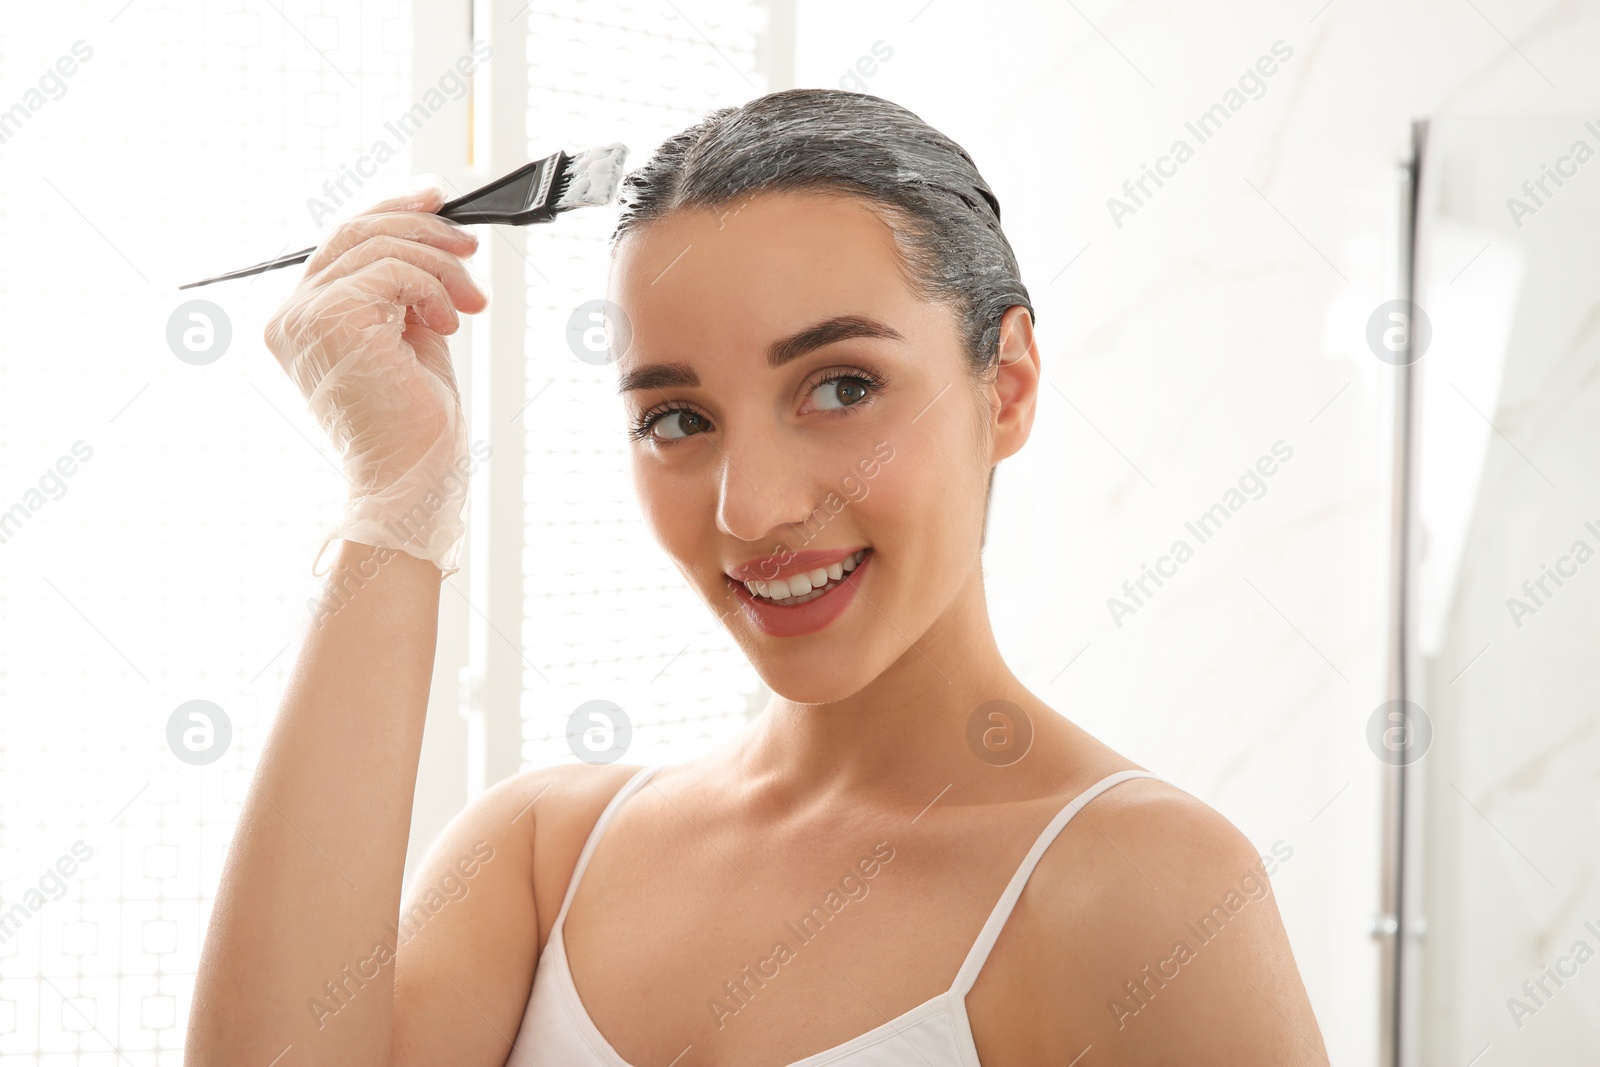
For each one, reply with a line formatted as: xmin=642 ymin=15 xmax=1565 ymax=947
xmin=948 ymin=768 xmax=1164 ymax=997
xmin=549 ymin=764 xmax=662 ymax=933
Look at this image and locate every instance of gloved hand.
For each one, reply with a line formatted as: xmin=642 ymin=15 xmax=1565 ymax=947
xmin=263 ymin=186 xmax=490 ymax=580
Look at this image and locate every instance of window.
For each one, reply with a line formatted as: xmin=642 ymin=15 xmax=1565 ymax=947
xmin=517 ymin=3 xmax=779 ymax=770
xmin=459 ymin=0 xmax=788 ymax=778
xmin=0 ymin=3 xmax=414 ymax=1062
xmin=0 ymin=2 xmax=789 ymax=1061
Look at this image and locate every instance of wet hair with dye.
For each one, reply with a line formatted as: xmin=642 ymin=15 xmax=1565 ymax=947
xmin=609 ymin=87 xmax=1035 ymax=378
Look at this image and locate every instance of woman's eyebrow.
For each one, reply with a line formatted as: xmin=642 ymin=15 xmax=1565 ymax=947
xmin=615 ymin=314 xmax=905 ymax=395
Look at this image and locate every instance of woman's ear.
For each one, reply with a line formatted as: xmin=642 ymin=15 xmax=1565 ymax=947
xmin=988 ymin=305 xmax=1040 ymax=465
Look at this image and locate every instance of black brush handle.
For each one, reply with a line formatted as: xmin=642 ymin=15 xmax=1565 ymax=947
xmin=177 ymin=245 xmax=317 ymax=288
xmin=179 ymin=153 xmax=571 ymax=290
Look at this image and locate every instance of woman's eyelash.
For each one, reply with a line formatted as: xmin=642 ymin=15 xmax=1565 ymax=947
xmin=627 ymin=368 xmax=887 ymax=443
xmin=627 ymin=406 xmax=699 ymax=443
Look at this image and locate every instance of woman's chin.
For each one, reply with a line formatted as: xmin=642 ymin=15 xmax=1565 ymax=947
xmin=748 ymin=659 xmax=876 ymax=708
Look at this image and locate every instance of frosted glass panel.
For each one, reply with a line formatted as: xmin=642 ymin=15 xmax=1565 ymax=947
xmin=1412 ymin=114 xmax=1600 ymax=1062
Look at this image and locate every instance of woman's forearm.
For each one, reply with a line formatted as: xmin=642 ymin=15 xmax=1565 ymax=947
xmin=187 ymin=539 xmax=442 ymax=1067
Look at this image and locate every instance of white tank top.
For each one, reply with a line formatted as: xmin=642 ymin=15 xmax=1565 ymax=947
xmin=504 ymin=764 xmax=1162 ymax=1066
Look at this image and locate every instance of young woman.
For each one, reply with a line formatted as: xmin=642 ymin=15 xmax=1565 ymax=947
xmin=188 ymin=89 xmax=1327 ymax=1066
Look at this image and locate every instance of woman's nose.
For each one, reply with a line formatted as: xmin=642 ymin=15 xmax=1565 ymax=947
xmin=714 ymin=432 xmax=824 ymax=545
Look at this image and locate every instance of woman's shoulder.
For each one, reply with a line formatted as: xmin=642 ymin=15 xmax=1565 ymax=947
xmin=1058 ymin=762 xmax=1246 ymax=861
xmin=498 ymin=760 xmax=654 ymax=829
xmin=997 ymin=756 xmax=1325 ymax=1057
xmin=457 ymin=760 xmax=648 ymax=849
xmin=483 ymin=759 xmax=651 ymax=860
xmin=1017 ymin=720 xmax=1249 ymax=885
xmin=1019 ymin=753 xmax=1269 ymax=943
xmin=489 ymin=762 xmax=654 ymax=926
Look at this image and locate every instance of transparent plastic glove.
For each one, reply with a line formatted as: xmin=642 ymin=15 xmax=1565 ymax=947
xmin=262 ymin=186 xmax=489 ymax=580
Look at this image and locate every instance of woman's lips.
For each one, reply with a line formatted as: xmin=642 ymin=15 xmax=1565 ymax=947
xmin=727 ymin=548 xmax=873 ymax=638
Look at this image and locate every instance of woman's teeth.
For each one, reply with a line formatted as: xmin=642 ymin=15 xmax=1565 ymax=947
xmin=745 ymin=550 xmax=866 ymax=604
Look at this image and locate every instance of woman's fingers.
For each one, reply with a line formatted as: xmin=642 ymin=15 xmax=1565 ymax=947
xmin=302 ymin=257 xmax=459 ymax=339
xmin=318 ymin=234 xmax=488 ymax=317
xmin=303 ymin=202 xmax=478 ymax=279
xmin=406 ymin=322 xmax=460 ymax=399
xmin=358 ymin=257 xmax=461 ymax=335
xmin=362 ymin=184 xmax=446 ymax=216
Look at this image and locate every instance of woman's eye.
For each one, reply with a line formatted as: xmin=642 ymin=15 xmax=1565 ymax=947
xmin=637 ymin=376 xmax=877 ymax=444
xmin=811 ymin=376 xmax=873 ymax=411
xmin=652 ymin=410 xmax=709 ymax=440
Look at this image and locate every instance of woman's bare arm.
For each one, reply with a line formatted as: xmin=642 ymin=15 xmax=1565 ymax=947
xmin=187 ymin=187 xmax=489 ymax=1065
xmin=187 ymin=541 xmax=444 ymax=1066
xmin=188 ymin=540 xmax=641 ymax=1067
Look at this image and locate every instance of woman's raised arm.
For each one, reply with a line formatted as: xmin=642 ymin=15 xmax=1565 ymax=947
xmin=186 ymin=187 xmax=491 ymax=1066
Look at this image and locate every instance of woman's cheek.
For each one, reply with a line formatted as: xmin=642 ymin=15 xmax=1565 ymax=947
xmin=632 ymin=459 xmax=695 ymax=556
xmin=893 ymin=414 xmax=985 ymax=541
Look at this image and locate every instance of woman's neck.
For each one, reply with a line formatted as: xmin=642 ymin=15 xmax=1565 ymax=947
xmin=730 ymin=578 xmax=1062 ymax=809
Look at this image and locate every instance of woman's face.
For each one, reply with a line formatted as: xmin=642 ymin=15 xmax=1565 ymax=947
xmin=607 ymin=189 xmax=1000 ymax=704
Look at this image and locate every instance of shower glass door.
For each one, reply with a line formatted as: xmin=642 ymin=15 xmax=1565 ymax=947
xmin=1408 ymin=113 xmax=1600 ymax=1063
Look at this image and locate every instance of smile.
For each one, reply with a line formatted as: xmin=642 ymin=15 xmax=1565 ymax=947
xmin=724 ymin=548 xmax=874 ymax=638
xmin=742 ymin=549 xmax=866 ymax=604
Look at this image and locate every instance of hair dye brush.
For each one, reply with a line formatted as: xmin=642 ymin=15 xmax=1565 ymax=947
xmin=179 ymin=143 xmax=628 ymax=290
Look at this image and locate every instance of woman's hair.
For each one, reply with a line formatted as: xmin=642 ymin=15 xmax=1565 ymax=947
xmin=609 ymin=88 xmax=1035 ymax=379
xmin=610 ymin=88 xmax=1030 ymax=542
